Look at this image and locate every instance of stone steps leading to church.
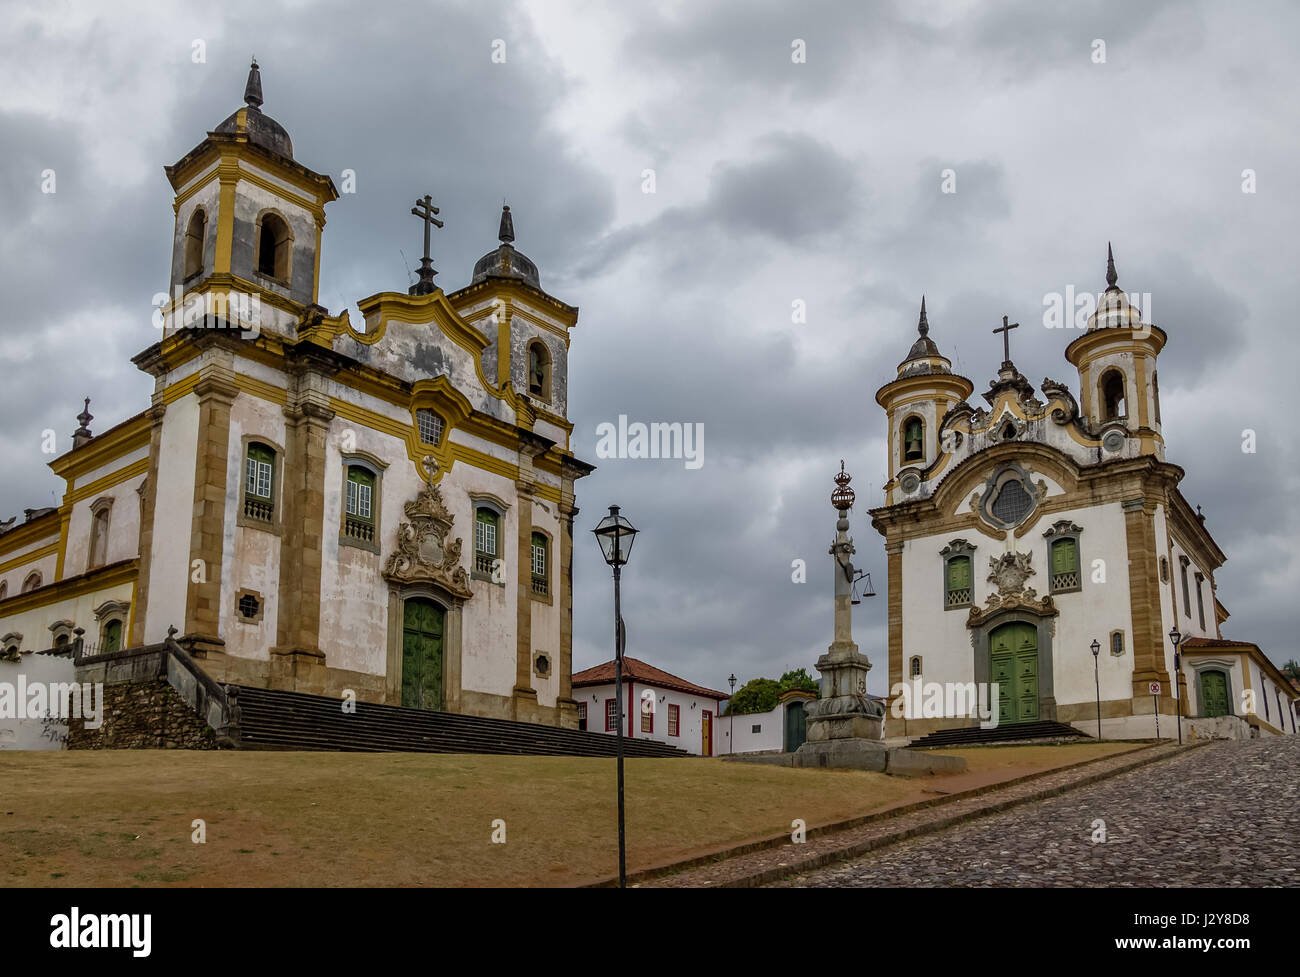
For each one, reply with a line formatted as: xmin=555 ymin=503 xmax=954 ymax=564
xmin=230 ymin=685 xmax=692 ymax=758
xmin=905 ymin=719 xmax=1091 ymax=749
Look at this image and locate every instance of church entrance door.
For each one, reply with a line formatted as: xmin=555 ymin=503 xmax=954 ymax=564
xmin=990 ymin=622 xmax=1039 ymax=725
xmin=402 ymin=597 xmax=445 ymax=710
xmin=1200 ymin=670 xmax=1229 ymax=717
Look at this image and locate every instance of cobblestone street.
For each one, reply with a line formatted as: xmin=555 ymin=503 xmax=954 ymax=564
xmin=777 ymin=735 xmax=1299 ymax=887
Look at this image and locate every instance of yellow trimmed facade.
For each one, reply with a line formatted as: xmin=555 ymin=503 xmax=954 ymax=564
xmin=0 ymin=63 xmax=593 ymax=728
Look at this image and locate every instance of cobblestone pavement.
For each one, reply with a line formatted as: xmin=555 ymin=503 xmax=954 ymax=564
xmin=776 ymin=735 xmax=1298 ymax=887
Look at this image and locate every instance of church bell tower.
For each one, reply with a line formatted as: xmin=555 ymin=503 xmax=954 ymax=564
xmin=161 ymin=60 xmax=338 ymax=338
xmin=1064 ymin=245 xmax=1167 ymax=459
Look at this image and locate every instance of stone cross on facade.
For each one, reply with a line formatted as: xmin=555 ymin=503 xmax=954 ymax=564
xmin=409 ymin=194 xmax=444 ymax=296
xmin=994 ymin=315 xmax=1019 ymax=366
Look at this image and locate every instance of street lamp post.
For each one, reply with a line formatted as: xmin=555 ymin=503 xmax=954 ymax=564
xmin=728 ymin=673 xmax=736 ymax=755
xmin=592 ymin=505 xmax=639 ymax=889
xmin=1090 ymin=639 xmax=1102 ymax=742
xmin=1169 ymin=627 xmax=1183 ymax=746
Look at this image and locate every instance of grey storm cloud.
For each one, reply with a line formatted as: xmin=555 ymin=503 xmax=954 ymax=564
xmin=1 ymin=0 xmax=1297 ymax=690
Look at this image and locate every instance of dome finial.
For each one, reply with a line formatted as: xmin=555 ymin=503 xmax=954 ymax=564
xmin=244 ymin=58 xmax=263 ymax=109
xmin=498 ymin=203 xmax=515 ymax=245
xmin=918 ymin=295 xmax=929 ymax=338
xmin=1106 ymin=241 xmax=1118 ymax=290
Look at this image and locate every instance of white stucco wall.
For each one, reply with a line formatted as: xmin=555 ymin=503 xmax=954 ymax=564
xmin=143 ymin=393 xmax=199 ymax=643
xmin=576 ymin=679 xmax=725 ymax=756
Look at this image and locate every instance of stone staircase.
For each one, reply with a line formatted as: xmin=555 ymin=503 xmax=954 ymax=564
xmin=906 ymin=719 xmax=1090 ymax=749
xmin=230 ymin=685 xmax=692 ymax=758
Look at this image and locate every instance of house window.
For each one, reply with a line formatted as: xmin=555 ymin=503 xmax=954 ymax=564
xmin=1179 ymin=556 xmax=1191 ymax=616
xmin=1100 ymin=369 xmax=1126 ymax=420
xmin=474 ymin=508 xmax=499 ymax=575
xmin=909 ymin=656 xmax=922 ymax=678
xmin=751 ymin=724 xmax=761 ymax=734
xmin=101 ymin=619 xmax=122 ymax=654
xmin=244 ymin=442 xmax=275 ymax=522
xmin=415 ymin=408 xmax=444 ymax=445
xmin=944 ymin=555 xmax=971 ymax=607
xmin=577 ymin=702 xmax=587 ymax=731
xmin=902 ymin=416 xmax=924 ymax=463
xmin=668 ymin=704 xmax=680 ymax=736
xmin=184 ymin=208 xmax=206 ymax=279
xmin=1194 ymin=572 xmax=1206 ymax=631
xmin=1050 ymin=538 xmax=1080 ymax=593
xmin=88 ymin=501 xmax=112 ymax=570
xmin=641 ymin=707 xmax=653 ymax=734
xmin=530 ymin=532 xmax=549 ymax=596
xmin=527 ymin=341 xmax=551 ymax=401
xmin=256 ymin=212 xmax=291 ymax=280
xmin=1262 ymin=677 xmax=1270 ymax=722
xmin=21 ymin=571 xmax=41 ymax=594
xmin=605 ymin=698 xmax=617 ymax=732
xmin=1110 ymin=630 xmax=1124 ymax=656
xmin=344 ymin=466 xmax=376 ymax=543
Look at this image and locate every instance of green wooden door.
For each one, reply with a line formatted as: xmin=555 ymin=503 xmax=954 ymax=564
xmin=1200 ymin=670 xmax=1229 ymax=717
xmin=402 ymin=598 xmax=445 ymax=710
xmin=989 ymin=622 xmax=1038 ymax=725
xmin=784 ymin=701 xmax=807 ymax=752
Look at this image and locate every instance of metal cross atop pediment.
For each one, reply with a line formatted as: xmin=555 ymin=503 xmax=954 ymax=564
xmin=409 ymin=194 xmax=444 ymax=296
xmin=994 ymin=315 xmax=1019 ymax=365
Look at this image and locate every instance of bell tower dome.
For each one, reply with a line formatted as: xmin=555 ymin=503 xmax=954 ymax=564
xmin=874 ymin=297 xmax=974 ymax=504
xmin=1064 ymin=245 xmax=1167 ymax=458
xmin=161 ymin=60 xmax=338 ymax=338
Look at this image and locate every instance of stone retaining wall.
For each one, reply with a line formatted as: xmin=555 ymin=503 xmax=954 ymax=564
xmin=67 ymin=680 xmax=217 ymax=750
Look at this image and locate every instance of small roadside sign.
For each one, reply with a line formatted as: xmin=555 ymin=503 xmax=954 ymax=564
xmin=1149 ymin=682 xmax=1162 ymax=695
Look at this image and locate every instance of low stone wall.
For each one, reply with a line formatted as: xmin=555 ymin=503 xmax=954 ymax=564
xmin=67 ymin=679 xmax=217 ymax=750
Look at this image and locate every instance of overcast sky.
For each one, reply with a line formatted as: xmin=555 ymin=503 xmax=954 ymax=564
xmin=1 ymin=0 xmax=1296 ymax=692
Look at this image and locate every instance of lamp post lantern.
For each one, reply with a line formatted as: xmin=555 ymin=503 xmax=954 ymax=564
xmin=1169 ymin=627 xmax=1183 ymax=746
xmin=1090 ymin=639 xmax=1102 ymax=742
xmin=728 ymin=673 xmax=737 ymax=755
xmin=592 ymin=504 xmax=638 ymax=889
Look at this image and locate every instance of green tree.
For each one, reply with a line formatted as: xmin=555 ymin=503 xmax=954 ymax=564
xmin=779 ymin=668 xmax=819 ymax=694
xmin=1282 ymin=659 xmax=1300 ymax=683
xmin=723 ymin=677 xmax=782 ymax=716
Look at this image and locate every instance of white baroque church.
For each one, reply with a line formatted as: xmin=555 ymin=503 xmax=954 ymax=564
xmin=0 ymin=62 xmax=591 ymax=728
xmin=871 ymin=253 xmax=1298 ymax=740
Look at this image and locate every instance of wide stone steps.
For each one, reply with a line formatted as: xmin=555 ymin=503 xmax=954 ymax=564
xmin=231 ymin=685 xmax=691 ymax=758
xmin=907 ymin=719 xmax=1090 ymax=749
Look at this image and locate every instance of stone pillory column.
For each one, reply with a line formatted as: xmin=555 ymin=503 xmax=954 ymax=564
xmin=794 ymin=462 xmax=888 ymax=771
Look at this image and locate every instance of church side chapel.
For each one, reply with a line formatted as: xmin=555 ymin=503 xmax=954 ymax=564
xmin=871 ymin=250 xmax=1298 ymax=740
xmin=0 ymin=62 xmax=593 ymax=729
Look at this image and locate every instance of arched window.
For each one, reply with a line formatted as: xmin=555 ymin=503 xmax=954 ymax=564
xmin=415 ymin=408 xmax=445 ymax=446
xmin=902 ymin=416 xmax=924 ymax=462
xmin=1001 ymin=421 xmax=1017 ymax=440
xmin=1100 ymin=369 xmax=1126 ymax=420
xmin=256 ymin=212 xmax=292 ymax=280
xmin=244 ymin=442 xmax=276 ymax=522
xmin=1110 ymin=630 xmax=1124 ymax=656
xmin=0 ymin=581 xmax=7 ymax=600
xmin=88 ymin=501 xmax=112 ymax=569
xmin=344 ymin=465 xmax=376 ymax=543
xmin=21 ymin=571 xmax=41 ymax=594
xmin=474 ymin=508 xmax=500 ymax=575
xmin=909 ymin=656 xmax=922 ymax=678
xmin=527 ymin=341 xmax=551 ymax=401
xmin=1152 ymin=370 xmax=1161 ymax=425
xmin=100 ymin=618 xmax=123 ymax=654
xmin=184 ymin=208 xmax=206 ymax=279
xmin=530 ymin=531 xmax=549 ymax=596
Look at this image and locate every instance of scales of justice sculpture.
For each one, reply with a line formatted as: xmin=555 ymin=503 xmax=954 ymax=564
xmin=792 ymin=462 xmax=965 ymax=775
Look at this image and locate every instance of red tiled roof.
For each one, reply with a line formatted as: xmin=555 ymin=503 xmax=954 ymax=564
xmin=571 ymin=657 xmax=729 ymax=701
xmin=1181 ymin=638 xmax=1299 ymax=698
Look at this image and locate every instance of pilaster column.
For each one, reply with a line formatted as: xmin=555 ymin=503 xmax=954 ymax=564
xmin=271 ymin=397 xmax=334 ymax=678
xmin=129 ymin=402 xmax=167 ymax=646
xmin=885 ymin=538 xmax=904 ymax=717
xmin=513 ymin=476 xmax=539 ymax=714
xmin=556 ymin=496 xmax=579 ymax=727
xmin=1123 ymin=496 xmax=1169 ymax=697
xmin=183 ymin=373 xmax=239 ymax=653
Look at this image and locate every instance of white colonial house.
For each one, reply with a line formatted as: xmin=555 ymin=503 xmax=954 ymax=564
xmin=571 ymin=657 xmax=729 ymax=756
xmin=727 ymin=688 xmax=817 ymax=755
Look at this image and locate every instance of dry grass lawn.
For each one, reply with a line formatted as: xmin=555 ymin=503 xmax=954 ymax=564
xmin=0 ymin=742 xmax=1142 ymax=887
